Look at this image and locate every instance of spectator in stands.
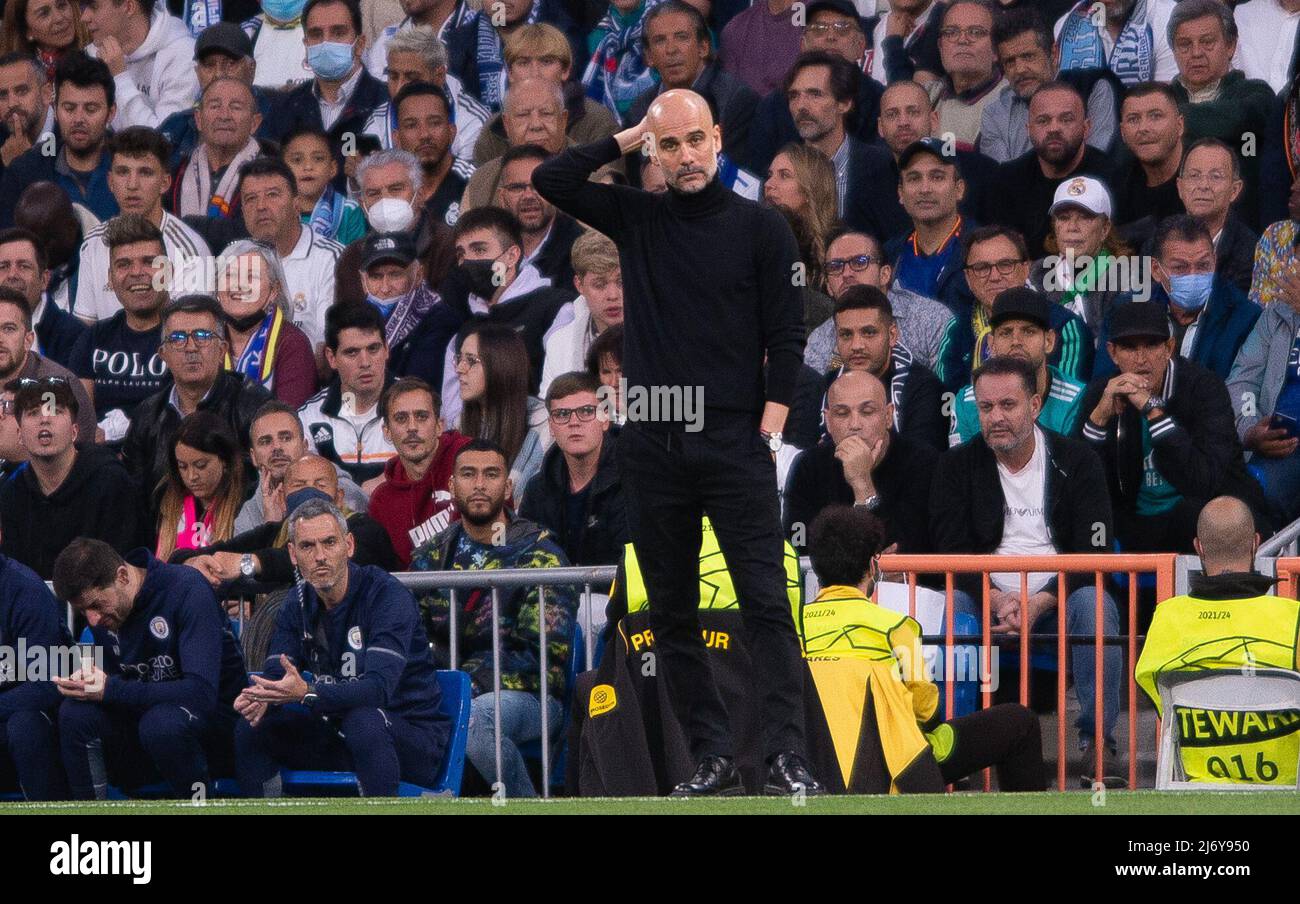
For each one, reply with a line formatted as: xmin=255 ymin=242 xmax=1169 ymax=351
xmin=154 ymin=411 xmax=245 ymax=559
xmin=171 ymin=78 xmax=274 ymax=223
xmin=0 ymin=52 xmax=118 ymax=228
xmin=366 ymin=0 xmax=477 ymax=81
xmin=0 ymin=288 xmax=95 ymax=441
xmin=826 ymin=285 xmax=946 ymax=451
xmin=931 ymin=355 xmax=1122 ymax=785
xmin=1112 ymin=83 xmax=1185 ymax=246
xmin=439 ymin=205 xmax=575 ymax=425
xmin=234 ymin=496 xmax=445 ymax=798
xmin=462 ymin=78 xmax=571 ymax=210
xmin=454 ymin=323 xmax=546 ymax=496
xmin=409 ymin=438 xmax=577 ymax=798
xmin=746 ymin=0 xmax=884 ymax=175
xmin=394 ymin=83 xmax=474 ymax=229
xmin=586 ymin=321 xmax=623 ymax=422
xmin=178 ymin=451 xmax=398 ymax=585
xmin=763 ymin=142 xmax=837 ymax=259
xmin=363 ymin=25 xmax=490 ymax=168
xmin=1177 ymin=138 xmax=1254 ymax=296
xmin=236 ymin=156 xmax=343 ymax=354
xmin=938 ymin=225 xmax=1093 ymax=392
xmin=0 ymin=385 xmax=24 ymax=476
xmin=272 ymin=0 xmax=388 ymax=191
xmin=540 ymin=229 xmax=622 ymax=397
xmin=719 ymin=0 xmax=801 ymax=97
xmin=1250 ymin=170 xmax=1300 ymax=308
xmin=300 ymin=302 xmax=396 ymax=489
xmin=1141 ymin=215 xmax=1260 ymax=383
xmin=244 ymin=0 xmax=309 ymax=91
xmin=784 ymin=369 xmax=936 ymax=554
xmin=1080 ymin=300 xmax=1267 ymax=553
xmin=949 ymin=287 xmax=1086 ymax=446
xmin=1054 ymin=0 xmax=1178 ymax=86
xmin=520 ymin=370 xmax=625 ymax=565
xmin=122 ymin=294 xmax=271 ymax=504
xmin=75 ymin=129 xmax=212 ymax=325
xmin=69 ymin=215 xmax=168 ymax=441
xmin=14 ymin=182 xmax=85 ymax=314
xmin=1167 ymin=0 xmax=1271 ymax=230
xmin=773 ymin=203 xmax=833 ymax=325
xmin=1036 ymin=176 xmax=1132 ymax=346
xmin=583 ymin=0 xmax=662 ymax=120
xmin=868 ymin=0 xmax=945 ymax=87
xmin=886 ymin=137 xmax=972 ymax=310
xmin=158 ymin=24 xmax=275 ymax=170
xmin=985 ymin=81 xmax=1116 ymax=260
xmin=53 ymin=536 xmax=246 ymax=800
xmin=368 ymin=377 xmax=470 ymax=567
xmin=494 ymin=144 xmax=584 ymax=288
xmin=1233 ymin=0 xmax=1300 ymax=95
xmin=0 ymin=227 xmax=84 ymax=369
xmin=494 ymin=24 xmax=618 ymax=160
xmin=0 ymin=54 xmax=55 ymax=181
xmin=235 ymin=401 xmax=367 ymax=533
xmin=0 ymin=375 xmax=138 ymax=578
xmin=928 ymin=0 xmax=1005 ymax=151
xmin=1 ymin=0 xmax=90 ymax=82
xmin=0 ymin=545 xmax=69 ymax=800
xmin=623 ymin=1 xmax=758 ymax=162
xmin=801 ymin=504 xmax=1047 ymax=792
xmin=981 ymin=8 xmax=1118 ymax=164
xmin=283 ymin=127 xmax=367 ymax=246
xmin=79 ymin=0 xmax=197 ymax=128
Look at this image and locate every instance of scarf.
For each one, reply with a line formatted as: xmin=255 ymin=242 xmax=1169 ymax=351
xmin=477 ymin=1 xmax=541 ymax=113
xmin=1057 ymin=0 xmax=1153 ymax=86
xmin=37 ymin=48 xmax=60 ymax=83
xmin=180 ymin=136 xmax=262 ymax=218
xmin=972 ymin=302 xmax=992 ymax=371
xmin=165 ymin=496 xmax=214 ymax=555
xmin=581 ymin=0 xmax=662 ymax=116
xmin=225 ymin=306 xmax=284 ymax=388
xmin=307 ymin=184 xmax=346 ymax=239
xmin=385 ymin=283 xmax=440 ymax=350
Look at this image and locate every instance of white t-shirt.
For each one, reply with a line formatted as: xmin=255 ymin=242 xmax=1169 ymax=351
xmin=250 ymin=225 xmax=341 ymax=350
xmin=74 ymin=212 xmax=212 ymax=323
xmin=248 ymin=16 xmax=311 ymax=92
xmin=992 ymin=427 xmax=1057 ymax=593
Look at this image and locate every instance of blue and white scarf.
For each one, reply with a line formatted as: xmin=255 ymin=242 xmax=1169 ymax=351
xmin=1057 ymin=0 xmax=1154 ymax=86
xmin=228 ymin=307 xmax=284 ymax=388
xmin=476 ymin=0 xmax=542 ymax=113
xmin=308 ymin=185 xmax=346 ymax=240
xmin=581 ymin=0 xmax=662 ymax=117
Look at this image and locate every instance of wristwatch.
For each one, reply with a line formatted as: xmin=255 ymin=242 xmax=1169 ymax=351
xmin=760 ymin=430 xmax=783 ymax=453
xmin=1141 ymin=396 xmax=1167 ymax=415
xmin=855 ymin=494 xmax=881 ymax=511
xmin=301 ymin=685 xmax=319 ymax=710
xmin=239 ymin=554 xmax=256 ymax=578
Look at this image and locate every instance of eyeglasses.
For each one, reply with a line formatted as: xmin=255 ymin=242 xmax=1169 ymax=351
xmin=453 ymin=352 xmax=482 ymax=369
xmin=165 ymin=329 xmax=219 ymax=348
xmin=805 ymin=21 xmax=857 ymax=35
xmin=825 ymin=254 xmax=875 ymax=274
xmin=940 ymin=25 xmax=990 ymax=41
xmin=549 ymin=404 xmax=598 ymax=424
xmin=1181 ymin=171 xmax=1232 ymax=186
xmin=0 ymin=399 xmax=12 ymax=418
xmin=15 ymin=376 xmax=68 ymax=388
xmin=964 ymin=258 xmax=1025 ymax=278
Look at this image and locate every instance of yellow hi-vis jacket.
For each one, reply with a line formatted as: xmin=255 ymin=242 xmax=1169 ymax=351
xmin=1136 ymin=587 xmax=1300 ymax=786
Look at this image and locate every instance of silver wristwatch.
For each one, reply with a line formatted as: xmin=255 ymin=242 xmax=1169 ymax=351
xmin=761 ymin=430 xmax=783 ymax=453
xmin=1141 ymin=396 xmax=1167 ymax=415
xmin=239 ymin=554 xmax=256 ymax=578
xmin=855 ymin=494 xmax=881 ymax=511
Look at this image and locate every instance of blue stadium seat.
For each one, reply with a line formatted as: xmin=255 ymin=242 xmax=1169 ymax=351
xmin=519 ymin=623 xmax=583 ymax=791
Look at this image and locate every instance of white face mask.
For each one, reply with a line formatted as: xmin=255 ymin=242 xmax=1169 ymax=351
xmin=367 ymin=197 xmax=415 ymax=233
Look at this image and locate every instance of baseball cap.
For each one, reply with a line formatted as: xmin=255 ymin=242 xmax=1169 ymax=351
xmin=1048 ymin=176 xmax=1113 ymax=219
xmin=362 ymin=233 xmax=417 ymax=270
xmin=1108 ymin=301 xmax=1170 ymax=342
xmin=990 ymin=287 xmax=1050 ymax=330
xmin=195 ymin=22 xmax=253 ymax=61
xmin=898 ymin=137 xmax=959 ymax=171
xmin=805 ymin=0 xmax=864 ymax=27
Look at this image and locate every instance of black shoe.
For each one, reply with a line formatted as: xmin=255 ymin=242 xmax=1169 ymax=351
xmin=764 ymin=751 xmax=825 ymax=796
xmin=669 ymin=755 xmax=745 ymax=798
xmin=1078 ymin=737 xmax=1127 ymax=789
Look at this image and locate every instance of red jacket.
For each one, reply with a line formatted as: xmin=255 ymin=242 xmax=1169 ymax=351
xmin=369 ymin=430 xmax=472 ymax=568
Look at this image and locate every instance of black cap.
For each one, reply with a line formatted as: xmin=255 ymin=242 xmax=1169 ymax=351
xmin=1108 ymin=301 xmax=1170 ymax=342
xmin=195 ymin=22 xmax=253 ymax=61
xmin=898 ymin=137 xmax=958 ymax=170
xmin=362 ymin=232 xmax=417 ymax=270
xmin=990 ymin=287 xmax=1050 ymax=329
xmin=805 ymin=0 xmax=864 ymax=27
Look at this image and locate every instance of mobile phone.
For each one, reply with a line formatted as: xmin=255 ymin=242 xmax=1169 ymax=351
xmin=1269 ymin=412 xmax=1300 ymax=439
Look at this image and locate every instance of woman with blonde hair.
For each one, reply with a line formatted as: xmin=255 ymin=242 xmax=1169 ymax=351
xmin=155 ymin=412 xmax=246 ymax=560
xmin=1 ymin=0 xmax=89 ymax=80
xmin=763 ymin=142 xmax=839 ymax=257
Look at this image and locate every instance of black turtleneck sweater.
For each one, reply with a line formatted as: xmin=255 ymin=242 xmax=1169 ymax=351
xmin=533 ymin=137 xmax=805 ymax=429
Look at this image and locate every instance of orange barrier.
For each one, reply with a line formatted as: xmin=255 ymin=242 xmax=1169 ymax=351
xmin=876 ymin=554 xmax=1177 ymax=791
xmin=1276 ymin=558 xmax=1300 ymax=599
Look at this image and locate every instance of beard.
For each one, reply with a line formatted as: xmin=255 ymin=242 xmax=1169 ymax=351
xmin=1037 ymin=134 xmax=1083 ymax=167
xmin=459 ymin=497 xmax=505 ymax=527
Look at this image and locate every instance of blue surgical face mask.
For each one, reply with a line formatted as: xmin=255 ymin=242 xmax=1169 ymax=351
xmin=286 ymin=487 xmax=333 ymax=517
xmin=1168 ymin=272 xmax=1214 ymax=312
xmin=261 ymin=0 xmax=307 ymax=23
xmin=306 ymin=40 xmax=356 ymax=80
xmin=366 ymin=293 xmax=398 ymax=319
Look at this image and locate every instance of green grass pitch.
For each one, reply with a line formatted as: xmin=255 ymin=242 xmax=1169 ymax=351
xmin=0 ymin=791 xmax=1296 ymax=816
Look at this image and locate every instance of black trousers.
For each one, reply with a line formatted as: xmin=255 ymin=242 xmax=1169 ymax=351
xmin=937 ymin=704 xmax=1046 ymax=792
xmin=618 ymin=420 xmax=805 ymax=762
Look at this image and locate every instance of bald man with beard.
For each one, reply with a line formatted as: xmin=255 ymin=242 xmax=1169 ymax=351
xmin=534 ymin=89 xmax=821 ymax=798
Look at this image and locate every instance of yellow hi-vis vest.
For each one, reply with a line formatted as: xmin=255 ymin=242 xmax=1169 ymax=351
xmin=621 ymin=517 xmax=802 ymax=613
xmin=1136 ymin=592 xmax=1300 ymax=786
